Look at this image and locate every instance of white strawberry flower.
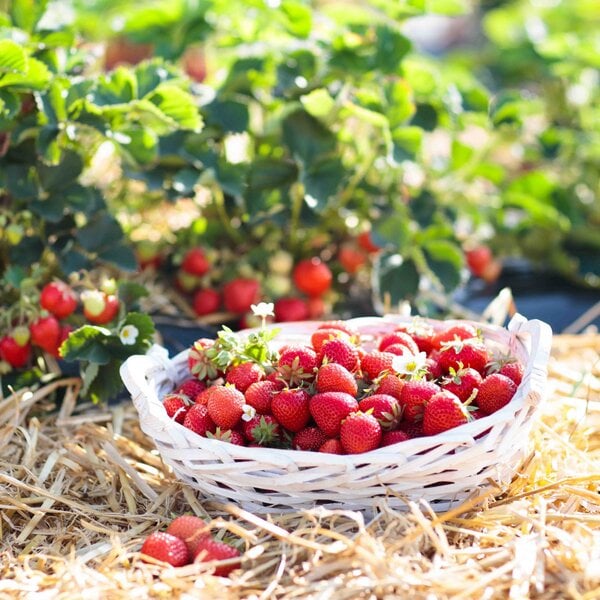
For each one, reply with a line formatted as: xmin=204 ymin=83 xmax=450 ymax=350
xmin=392 ymin=352 xmax=428 ymax=377
xmin=119 ymin=324 xmax=139 ymax=345
xmin=241 ymin=404 xmax=256 ymax=422
xmin=251 ymin=302 xmax=275 ymax=318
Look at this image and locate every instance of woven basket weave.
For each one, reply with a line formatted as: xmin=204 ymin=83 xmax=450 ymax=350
xmin=120 ymin=314 xmax=552 ymax=513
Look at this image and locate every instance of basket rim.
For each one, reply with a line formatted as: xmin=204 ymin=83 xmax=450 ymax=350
xmin=122 ymin=313 xmax=551 ymax=468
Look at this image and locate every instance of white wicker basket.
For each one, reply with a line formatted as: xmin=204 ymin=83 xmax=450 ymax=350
xmin=120 ymin=314 xmax=552 ymax=513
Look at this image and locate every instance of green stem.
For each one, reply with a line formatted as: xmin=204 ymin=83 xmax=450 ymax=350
xmin=289 ymin=181 xmax=304 ymax=252
xmin=212 ymin=186 xmax=242 ymax=244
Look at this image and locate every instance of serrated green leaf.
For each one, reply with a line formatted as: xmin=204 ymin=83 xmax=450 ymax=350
xmin=86 ymin=360 xmax=125 ymax=404
xmin=0 ymin=40 xmax=27 ymax=75
xmin=282 ymin=109 xmax=337 ymax=163
xmin=375 ymin=253 xmax=420 ymax=304
xmin=97 ymin=244 xmax=138 ymax=271
xmin=301 ymin=88 xmax=336 ymax=119
xmin=9 ymin=0 xmax=48 ymax=32
xmin=0 ymin=57 xmax=51 ymax=91
xmin=117 ymin=282 xmax=150 ymax=307
xmin=60 ymin=325 xmax=113 ymax=365
xmin=302 ymin=157 xmax=344 ymax=211
xmin=76 ymin=214 xmax=124 ymax=252
xmin=281 ymin=0 xmax=312 ymax=38
xmin=204 ymin=98 xmax=249 ymax=132
xmin=146 ymin=84 xmax=203 ymax=131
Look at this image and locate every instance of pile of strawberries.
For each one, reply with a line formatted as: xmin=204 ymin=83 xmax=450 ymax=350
xmin=160 ymin=318 xmax=524 ymax=454
xmin=140 ymin=514 xmax=240 ymax=574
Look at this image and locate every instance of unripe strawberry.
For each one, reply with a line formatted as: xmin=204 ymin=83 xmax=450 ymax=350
xmin=12 ymin=325 xmax=31 ymax=347
xmin=82 ymin=291 xmax=120 ymax=324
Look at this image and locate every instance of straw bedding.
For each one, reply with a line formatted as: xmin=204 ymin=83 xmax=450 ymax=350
xmin=0 ymin=334 xmax=598 ymax=599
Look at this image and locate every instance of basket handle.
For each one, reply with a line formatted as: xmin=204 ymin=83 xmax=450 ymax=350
xmin=507 ymin=314 xmax=553 ymax=408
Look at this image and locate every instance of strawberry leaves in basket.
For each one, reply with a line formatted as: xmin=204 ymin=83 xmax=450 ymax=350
xmin=60 ymin=312 xmax=155 ymax=403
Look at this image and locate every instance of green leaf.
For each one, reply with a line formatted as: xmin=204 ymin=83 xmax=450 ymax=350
xmin=8 ymin=235 xmax=44 ymax=266
xmin=93 ymin=68 xmax=138 ymax=105
xmin=302 ymin=157 xmax=344 ymax=211
xmin=248 ymin=158 xmax=297 ymax=191
xmin=0 ymin=57 xmax=51 ymax=91
xmin=451 ymin=139 xmax=475 ymax=170
xmin=374 ymin=25 xmax=411 ymax=73
xmin=120 ymin=126 xmax=159 ymax=164
xmin=146 ymin=84 xmax=203 ymax=131
xmin=372 ymin=211 xmax=411 ymax=249
xmin=9 ymin=0 xmax=48 ymax=32
xmin=87 ymin=360 xmax=125 ymax=404
xmin=76 ymin=214 xmax=124 ymax=252
xmin=426 ymin=0 xmax=470 ymax=16
xmin=37 ymin=78 xmax=68 ymax=125
xmin=2 ymin=265 xmax=27 ymax=288
xmin=301 ymin=88 xmax=336 ymax=119
xmin=30 ymin=194 xmax=65 ymax=222
xmin=60 ymin=325 xmax=113 ymax=365
xmin=120 ymin=312 xmax=155 ymax=350
xmin=117 ymin=282 xmax=149 ymax=307
xmin=387 ymin=80 xmax=416 ymax=127
xmin=282 ymin=109 xmax=337 ymax=163
xmin=375 ymin=253 xmax=420 ymax=304
xmin=97 ymin=244 xmax=138 ymax=271
xmin=0 ymin=40 xmax=27 ymax=75
xmin=423 ymin=239 xmax=464 ymax=291
xmin=392 ymin=126 xmax=423 ymax=161
xmin=204 ymin=98 xmax=249 ymax=133
xmin=38 ymin=151 xmax=83 ymax=190
xmin=489 ymin=91 xmax=525 ymax=127
xmin=80 ymin=362 xmax=100 ymax=398
xmin=0 ymin=89 xmax=21 ymax=128
xmin=281 ymin=0 xmax=312 ymax=38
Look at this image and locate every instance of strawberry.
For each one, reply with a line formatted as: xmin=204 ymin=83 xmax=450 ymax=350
xmin=140 ymin=532 xmax=190 ymax=567
xmin=381 ymin=430 xmax=410 ymax=446
xmin=309 ymin=392 xmax=359 ymax=437
xmin=225 ymin=362 xmax=264 ymax=392
xmin=465 ymin=245 xmax=493 ymax=278
xmin=274 ymin=297 xmax=309 ymax=322
xmin=338 ymin=243 xmax=367 ymax=274
xmin=437 ymin=339 xmax=490 ymax=375
xmin=319 ymin=338 xmax=360 ymax=372
xmin=441 ymin=366 xmax=482 ymax=402
xmin=163 ymin=393 xmax=190 ymax=424
xmin=423 ymin=390 xmax=469 ymax=436
xmin=175 ymin=378 xmax=207 ymax=401
xmin=40 ymin=281 xmax=78 ymax=319
xmin=188 ymin=338 xmax=219 ymax=381
xmin=399 ymin=420 xmax=424 ymax=438
xmin=378 ymin=331 xmax=418 ymax=354
xmin=193 ymin=537 xmax=241 ymax=576
xmin=315 ymin=363 xmax=357 ymax=396
xmin=244 ymin=380 xmax=278 ymax=414
xmin=166 ymin=515 xmax=209 ymax=556
xmin=399 ymin=380 xmax=441 ymax=423
xmin=193 ymin=288 xmax=221 ymax=316
xmin=277 ymin=346 xmax=317 ymax=386
xmin=83 ymin=292 xmax=120 ymax=325
xmin=293 ymin=258 xmax=332 ymax=297
xmin=306 ymin=295 xmax=326 ymax=319
xmin=222 ymin=278 xmax=260 ymax=314
xmin=372 ymin=373 xmax=405 ymax=400
xmin=310 ymin=328 xmax=350 ymax=353
xmin=383 ymin=343 xmax=412 ymax=357
xmin=498 ymin=362 xmax=524 ymax=386
xmin=360 ymin=351 xmax=395 ymax=381
xmin=476 ymin=373 xmax=517 ymax=415
xmin=183 ymin=404 xmax=217 ymax=436
xmin=359 ymin=394 xmax=402 ymax=431
xmin=243 ymin=414 xmax=281 ymax=445
xmin=271 ymin=388 xmax=311 ymax=432
xmin=340 ymin=412 xmax=382 ymax=454
xmin=319 ymin=438 xmax=344 ymax=454
xmin=394 ymin=321 xmax=436 ymax=354
xmin=195 ymin=387 xmax=213 ymax=405
xmin=206 ymin=428 xmax=246 ymax=445
xmin=206 ymin=385 xmax=246 ymax=429
xmin=423 ymin=353 xmax=443 ymax=381
xmin=317 ymin=320 xmax=360 ymax=340
xmin=265 ymin=371 xmax=286 ymax=389
xmin=293 ymin=427 xmax=328 ymax=451
xmin=0 ymin=335 xmax=31 ymax=368
xmin=182 ymin=247 xmax=210 ymax=276
xmin=29 ymin=316 xmax=60 ymax=354
xmin=357 ymin=230 xmax=380 ymax=254
xmin=432 ymin=324 xmax=479 ymax=350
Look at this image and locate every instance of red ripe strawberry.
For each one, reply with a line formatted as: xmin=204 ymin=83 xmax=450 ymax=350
xmin=83 ymin=292 xmax=120 ymax=324
xmin=319 ymin=438 xmax=344 ymax=454
xmin=423 ymin=353 xmax=443 ymax=381
xmin=423 ymin=390 xmax=469 ymax=436
xmin=395 ymin=322 xmax=436 ymax=354
xmin=340 ymin=412 xmax=382 ymax=454
xmin=183 ymin=404 xmax=217 ymax=436
xmin=243 ymin=414 xmax=281 ymax=445
xmin=465 ymin=245 xmax=492 ymax=278
xmin=166 ymin=515 xmax=209 ymax=556
xmin=360 ymin=351 xmax=395 ymax=381
xmin=163 ymin=393 xmax=190 ymax=424
xmin=274 ymin=297 xmax=309 ymax=322
xmin=244 ymin=380 xmax=278 ymax=414
xmin=293 ymin=427 xmax=328 ymax=451
xmin=193 ymin=288 xmax=221 ymax=316
xmin=359 ymin=394 xmax=402 ymax=431
xmin=175 ymin=378 xmax=207 ymax=401
xmin=193 ymin=537 xmax=241 ymax=576
xmin=195 ymin=387 xmax=213 ymax=405
xmin=182 ymin=247 xmax=210 ymax=276
xmin=225 ymin=362 xmax=264 ymax=392
xmin=222 ymin=278 xmax=260 ymax=314
xmin=315 ymin=363 xmax=357 ymax=396
xmin=40 ymin=281 xmax=77 ymax=319
xmin=309 ymin=392 xmax=359 ymax=437
xmin=271 ymin=388 xmax=311 ymax=432
xmin=498 ymin=361 xmax=524 ymax=386
xmin=265 ymin=371 xmax=286 ymax=390
xmin=293 ymin=258 xmax=332 ymax=297
xmin=310 ymin=328 xmax=350 ymax=353
xmin=476 ymin=373 xmax=517 ymax=415
xmin=319 ymin=338 xmax=360 ymax=372
xmin=399 ymin=380 xmax=441 ymax=423
xmin=0 ymin=335 xmax=31 ymax=368
xmin=54 ymin=324 xmax=72 ymax=358
xmin=373 ymin=373 xmax=405 ymax=400
xmin=441 ymin=367 xmax=482 ymax=402
xmin=338 ymin=243 xmax=367 ymax=274
xmin=306 ymin=295 xmax=326 ymax=319
xmin=437 ymin=339 xmax=490 ymax=375
xmin=317 ymin=320 xmax=360 ymax=340
xmin=381 ymin=430 xmax=410 ymax=446
xmin=206 ymin=428 xmax=246 ymax=445
xmin=432 ymin=324 xmax=479 ymax=350
xmin=188 ymin=338 xmax=219 ymax=381
xmin=140 ymin=531 xmax=190 ymax=567
xmin=383 ymin=343 xmax=412 ymax=357
xmin=29 ymin=316 xmax=60 ymax=353
xmin=278 ymin=346 xmax=317 ymax=386
xmin=357 ymin=230 xmax=380 ymax=254
xmin=399 ymin=420 xmax=424 ymax=438
xmin=206 ymin=385 xmax=246 ymax=429
xmin=378 ymin=331 xmax=418 ymax=354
